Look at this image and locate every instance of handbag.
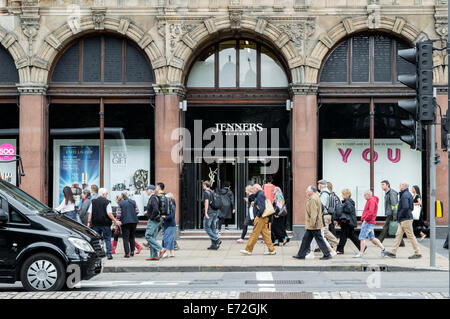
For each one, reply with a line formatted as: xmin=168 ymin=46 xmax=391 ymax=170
xmin=261 ymin=199 xmax=275 ymax=218
xmin=248 ymin=206 xmax=255 ymax=220
xmin=412 ymin=205 xmax=421 ymax=220
xmin=388 ymin=220 xmax=398 ymax=236
xmin=276 ymin=205 xmax=288 ymax=217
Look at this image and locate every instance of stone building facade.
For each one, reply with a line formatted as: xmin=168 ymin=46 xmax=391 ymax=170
xmin=0 ymin=0 xmax=448 ymax=238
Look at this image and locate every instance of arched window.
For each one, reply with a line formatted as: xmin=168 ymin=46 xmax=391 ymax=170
xmin=0 ymin=46 xmax=19 ymax=84
xmin=50 ymin=34 xmax=154 ymax=84
xmin=187 ymin=39 xmax=288 ymax=89
xmin=319 ymin=34 xmax=415 ymax=84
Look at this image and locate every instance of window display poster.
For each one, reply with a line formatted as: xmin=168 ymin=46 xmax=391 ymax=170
xmin=59 ymin=145 xmax=100 ymax=207
xmin=322 ymin=139 xmax=422 ymax=217
xmin=0 ymin=139 xmax=17 ymax=185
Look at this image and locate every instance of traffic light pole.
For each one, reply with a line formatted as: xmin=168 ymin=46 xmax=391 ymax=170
xmin=429 ymin=123 xmax=436 ymax=267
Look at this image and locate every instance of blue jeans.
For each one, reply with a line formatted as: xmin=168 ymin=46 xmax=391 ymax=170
xmin=64 ymin=210 xmax=81 ymax=223
xmin=92 ymin=225 xmax=112 ymax=257
xmin=145 ymin=220 xmax=162 ymax=258
xmin=204 ymin=211 xmax=218 ymax=243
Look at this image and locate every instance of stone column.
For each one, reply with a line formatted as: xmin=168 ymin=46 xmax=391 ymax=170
xmin=18 ymin=84 xmax=48 ymax=204
xmin=153 ymin=85 xmax=183 ymax=225
xmin=290 ymin=84 xmax=318 ymax=240
xmin=435 ymin=86 xmax=449 ymax=236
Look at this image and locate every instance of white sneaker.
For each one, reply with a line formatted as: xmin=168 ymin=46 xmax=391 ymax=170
xmin=240 ymin=249 xmax=252 ymax=255
xmin=353 ymin=253 xmax=363 ymax=258
xmin=264 ymin=251 xmax=276 ymax=255
xmin=305 ymin=252 xmax=315 ymax=259
xmin=330 ymin=251 xmax=337 ymax=257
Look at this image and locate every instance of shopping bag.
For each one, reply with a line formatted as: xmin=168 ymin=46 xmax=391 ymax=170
xmin=388 ymin=220 xmax=398 ymax=236
xmin=412 ymin=206 xmax=421 ymax=220
xmin=261 ymin=199 xmax=275 ymax=218
xmin=249 ymin=206 xmax=255 ymax=221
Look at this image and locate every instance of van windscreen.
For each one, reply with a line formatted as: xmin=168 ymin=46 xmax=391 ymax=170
xmin=0 ymin=181 xmax=49 ymax=213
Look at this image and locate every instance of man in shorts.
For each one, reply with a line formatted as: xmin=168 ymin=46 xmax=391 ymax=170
xmin=354 ymin=190 xmax=388 ymax=258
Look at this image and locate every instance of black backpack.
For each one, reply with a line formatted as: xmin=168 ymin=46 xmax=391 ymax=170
xmin=208 ymin=190 xmax=223 ymax=210
xmin=220 ymin=190 xmax=232 ymax=208
xmin=323 ymin=191 xmax=340 ymax=215
xmin=158 ymin=193 xmax=169 ymax=216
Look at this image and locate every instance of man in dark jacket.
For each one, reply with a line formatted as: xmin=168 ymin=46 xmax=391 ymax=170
xmin=240 ymin=184 xmax=275 ymax=255
xmin=144 ymin=185 xmax=165 ymax=260
xmin=385 ymin=182 xmax=421 ymax=259
xmin=217 ymin=181 xmax=235 ymax=234
xmin=87 ymin=188 xmax=121 ymax=260
xmin=378 ymin=180 xmax=404 ymax=246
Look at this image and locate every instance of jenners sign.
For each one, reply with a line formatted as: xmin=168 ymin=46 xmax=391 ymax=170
xmin=211 ymin=123 xmax=264 ymax=135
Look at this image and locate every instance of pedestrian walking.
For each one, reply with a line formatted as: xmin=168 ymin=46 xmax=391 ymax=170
xmin=326 ymin=181 xmax=338 ymax=236
xmin=354 ymin=190 xmax=388 ymax=258
xmin=292 ymin=186 xmax=331 ymax=260
xmin=385 ymin=182 xmax=422 ymax=259
xmin=236 ymin=185 xmax=255 ymax=243
xmin=56 ymin=186 xmax=81 ymax=223
xmin=161 ymin=193 xmax=177 ymax=258
xmin=111 ymin=197 xmax=143 ymax=255
xmin=144 ymin=185 xmax=166 ymax=260
xmin=202 ymin=181 xmax=221 ymax=250
xmin=377 ymin=180 xmax=405 ymax=246
xmin=117 ymin=192 xmax=139 ymax=258
xmin=79 ymin=189 xmax=91 ymax=226
xmin=87 ymin=188 xmax=121 ymax=260
xmin=90 ymin=184 xmax=99 ymax=200
xmin=411 ymin=185 xmax=429 ymax=241
xmin=270 ymin=186 xmax=289 ymax=246
xmin=262 ymin=176 xmax=275 ymax=204
xmin=240 ymin=184 xmax=276 ymax=255
xmin=217 ymin=181 xmax=235 ymax=234
xmin=317 ymin=180 xmax=339 ymax=247
xmin=334 ymin=189 xmax=360 ymax=254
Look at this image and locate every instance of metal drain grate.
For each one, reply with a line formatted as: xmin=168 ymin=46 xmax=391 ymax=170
xmin=240 ymin=292 xmax=313 ymax=299
xmin=245 ymin=280 xmax=304 ymax=285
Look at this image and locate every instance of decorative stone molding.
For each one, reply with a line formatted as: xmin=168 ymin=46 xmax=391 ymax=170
xmin=307 ymin=16 xmax=422 ymax=84
xmin=20 ymin=0 xmax=40 ymax=56
xmin=289 ymin=83 xmax=319 ymax=96
xmin=91 ymin=7 xmax=106 ymax=31
xmin=17 ymin=83 xmax=47 ymax=95
xmin=229 ymin=9 xmax=243 ymax=29
xmin=0 ymin=25 xmax=27 ymax=83
xmin=153 ymin=84 xmax=186 ymax=98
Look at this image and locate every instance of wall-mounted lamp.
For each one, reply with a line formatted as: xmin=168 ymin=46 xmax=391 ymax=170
xmin=179 ymin=100 xmax=187 ymax=112
xmin=286 ymin=99 xmax=292 ymax=111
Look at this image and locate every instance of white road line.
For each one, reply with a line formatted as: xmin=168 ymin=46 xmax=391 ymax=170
xmin=256 ymin=272 xmax=275 ymax=292
xmin=75 ymin=280 xmax=188 ymax=288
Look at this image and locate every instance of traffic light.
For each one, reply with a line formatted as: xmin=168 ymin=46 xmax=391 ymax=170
xmin=397 ymin=41 xmax=435 ymax=123
xmin=400 ymin=118 xmax=424 ymax=151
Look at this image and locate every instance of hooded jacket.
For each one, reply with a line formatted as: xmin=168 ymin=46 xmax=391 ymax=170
xmin=217 ymin=187 xmax=234 ymax=219
xmin=361 ymin=195 xmax=379 ymax=224
xmin=384 ymin=188 xmax=399 ymax=217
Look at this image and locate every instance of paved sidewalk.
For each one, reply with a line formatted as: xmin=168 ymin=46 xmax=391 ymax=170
xmin=0 ymin=290 xmax=447 ymax=299
xmin=103 ymin=238 xmax=449 ymax=272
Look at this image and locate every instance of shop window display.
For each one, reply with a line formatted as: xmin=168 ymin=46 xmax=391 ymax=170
xmin=0 ymin=104 xmax=19 ymax=186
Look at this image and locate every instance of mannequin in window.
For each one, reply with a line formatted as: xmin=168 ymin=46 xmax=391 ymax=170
xmin=243 ymin=57 xmax=256 ymax=87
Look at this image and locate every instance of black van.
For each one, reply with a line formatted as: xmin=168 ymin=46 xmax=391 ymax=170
xmin=0 ymin=179 xmax=106 ymax=291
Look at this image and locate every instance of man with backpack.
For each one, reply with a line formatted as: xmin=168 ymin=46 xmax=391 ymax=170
xmin=144 ymin=185 xmax=166 ymax=260
xmin=217 ymin=181 xmax=235 ymax=235
xmin=202 ymin=181 xmax=222 ymax=250
xmin=317 ymin=180 xmax=339 ymax=248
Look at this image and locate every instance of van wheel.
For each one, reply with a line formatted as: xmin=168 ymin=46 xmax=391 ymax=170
xmin=20 ymin=253 xmax=66 ymax=292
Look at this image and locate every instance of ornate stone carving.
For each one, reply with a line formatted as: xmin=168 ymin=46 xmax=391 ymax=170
xmin=20 ymin=0 xmax=40 ymax=56
xmin=276 ymin=19 xmax=315 ymax=56
xmin=158 ymin=19 xmax=200 ymax=57
xmin=434 ymin=2 xmax=448 ymax=38
xmin=92 ymin=7 xmax=106 ymax=31
xmin=229 ymin=9 xmax=243 ymax=29
xmin=367 ymin=4 xmax=381 ymax=29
